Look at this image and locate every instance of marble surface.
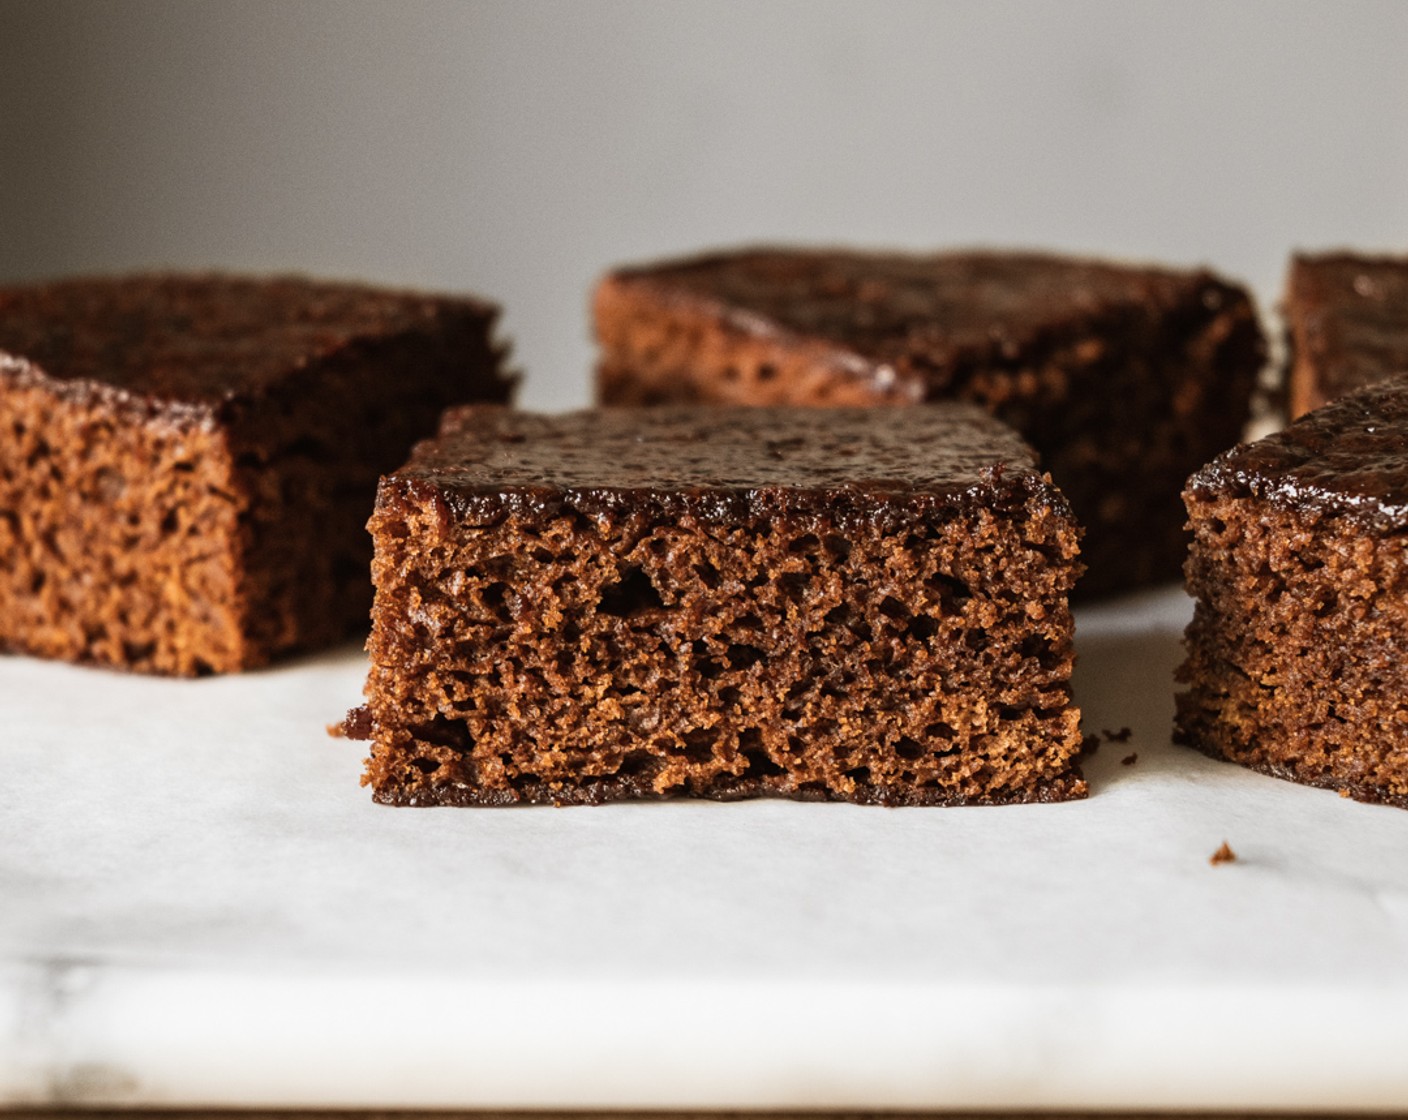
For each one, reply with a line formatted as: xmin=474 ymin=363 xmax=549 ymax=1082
xmin=4 ymin=586 xmax=1408 ymax=1109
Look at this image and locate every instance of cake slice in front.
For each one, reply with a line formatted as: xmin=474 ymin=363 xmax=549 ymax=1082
xmin=593 ymin=246 xmax=1265 ymax=597
xmin=352 ymin=404 xmax=1086 ymax=806
xmin=1177 ymin=381 xmax=1408 ymax=808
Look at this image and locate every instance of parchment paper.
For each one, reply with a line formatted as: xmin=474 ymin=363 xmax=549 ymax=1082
xmin=4 ymin=587 xmax=1407 ymax=1108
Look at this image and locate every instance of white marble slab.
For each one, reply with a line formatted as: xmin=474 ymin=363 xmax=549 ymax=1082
xmin=3 ymin=586 xmax=1408 ymax=1109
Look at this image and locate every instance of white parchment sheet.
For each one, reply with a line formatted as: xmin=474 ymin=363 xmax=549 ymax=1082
xmin=4 ymin=587 xmax=1407 ymax=1108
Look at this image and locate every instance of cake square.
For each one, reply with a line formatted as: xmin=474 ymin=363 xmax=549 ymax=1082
xmin=1177 ymin=381 xmax=1408 ymax=808
xmin=351 ymin=404 xmax=1086 ymax=806
xmin=1284 ymin=251 xmax=1408 ymax=419
xmin=0 ymin=273 xmax=512 ymax=675
xmin=593 ymin=247 xmax=1265 ymax=597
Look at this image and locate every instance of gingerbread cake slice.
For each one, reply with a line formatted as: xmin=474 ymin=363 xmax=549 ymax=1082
xmin=593 ymin=247 xmax=1266 ymax=597
xmin=1284 ymin=251 xmax=1408 ymax=419
xmin=0 ymin=273 xmax=512 ymax=675
xmin=350 ymin=404 xmax=1086 ymax=807
xmin=1177 ymin=380 xmax=1408 ymax=808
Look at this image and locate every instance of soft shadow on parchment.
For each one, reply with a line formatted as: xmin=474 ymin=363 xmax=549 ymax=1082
xmin=1072 ymin=589 xmax=1190 ymax=795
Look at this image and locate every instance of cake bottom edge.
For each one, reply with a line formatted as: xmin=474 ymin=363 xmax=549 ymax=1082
xmin=369 ymin=769 xmax=1090 ymax=808
xmin=1172 ymin=718 xmax=1408 ymax=811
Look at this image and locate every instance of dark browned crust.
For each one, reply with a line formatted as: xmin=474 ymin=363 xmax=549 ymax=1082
xmin=593 ymin=246 xmax=1265 ymax=598
xmin=369 ymin=768 xmax=1089 ymax=808
xmin=0 ymin=273 xmax=513 ymax=675
xmin=360 ymin=404 xmax=1086 ymax=807
xmin=1283 ymin=250 xmax=1408 ymax=419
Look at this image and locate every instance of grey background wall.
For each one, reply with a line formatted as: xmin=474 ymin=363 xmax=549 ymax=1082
xmin=1 ymin=0 xmax=1405 ymax=409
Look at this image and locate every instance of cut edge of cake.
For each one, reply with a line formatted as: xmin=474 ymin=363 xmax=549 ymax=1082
xmin=347 ymin=404 xmax=1087 ymax=808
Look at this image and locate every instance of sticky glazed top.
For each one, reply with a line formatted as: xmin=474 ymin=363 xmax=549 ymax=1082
xmin=385 ymin=402 xmax=1069 ymax=530
xmin=1190 ymin=379 xmax=1408 ymax=531
xmin=601 ymin=246 xmax=1247 ymax=397
xmin=0 ymin=273 xmax=500 ymax=422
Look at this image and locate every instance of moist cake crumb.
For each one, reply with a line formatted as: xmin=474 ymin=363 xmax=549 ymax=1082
xmin=337 ymin=705 xmax=375 ymax=741
xmin=357 ymin=403 xmax=1086 ymax=806
xmin=1209 ymin=841 xmax=1237 ymax=866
